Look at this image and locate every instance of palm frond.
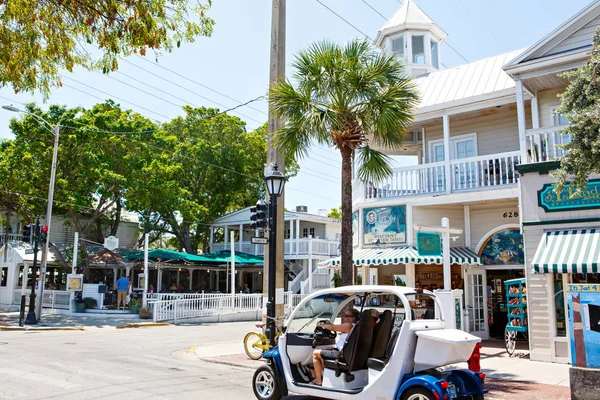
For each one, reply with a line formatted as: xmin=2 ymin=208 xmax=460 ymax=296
xmin=356 ymin=145 xmax=394 ymax=184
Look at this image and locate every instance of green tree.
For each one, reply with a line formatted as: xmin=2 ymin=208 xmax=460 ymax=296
xmin=3 ymin=101 xmax=157 ymax=242
xmin=269 ymin=39 xmax=418 ymax=286
xmin=0 ymin=0 xmax=214 ymax=96
xmin=555 ymin=32 xmax=600 ymax=188
xmin=328 ymin=206 xmax=342 ymax=219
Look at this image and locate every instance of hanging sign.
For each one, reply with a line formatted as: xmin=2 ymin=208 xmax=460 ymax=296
xmin=251 ymin=237 xmax=269 ymax=245
xmin=538 ymin=180 xmax=600 ymax=212
xmin=67 ymin=274 xmax=83 ymax=291
xmin=416 ymin=232 xmax=441 ymax=257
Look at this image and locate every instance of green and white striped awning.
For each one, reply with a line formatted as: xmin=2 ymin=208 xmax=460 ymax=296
xmin=532 ymin=229 xmax=600 ymax=273
xmin=318 ymin=246 xmax=481 ymax=269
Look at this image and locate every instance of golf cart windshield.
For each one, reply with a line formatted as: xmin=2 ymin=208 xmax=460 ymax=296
xmin=287 ymin=293 xmax=349 ymax=334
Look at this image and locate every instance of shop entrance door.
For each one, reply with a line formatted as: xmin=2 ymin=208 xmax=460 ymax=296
xmin=369 ymin=268 xmax=378 ymax=285
xmin=465 ymin=268 xmax=488 ymax=339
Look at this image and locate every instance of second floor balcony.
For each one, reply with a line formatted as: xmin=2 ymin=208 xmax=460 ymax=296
xmin=210 ymin=237 xmax=340 ymax=259
xmin=525 ymin=125 xmax=570 ymax=163
xmin=355 ymin=150 xmax=521 ymax=201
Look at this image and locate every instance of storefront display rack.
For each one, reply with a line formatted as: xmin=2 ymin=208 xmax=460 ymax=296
xmin=505 ymin=278 xmax=527 ymax=333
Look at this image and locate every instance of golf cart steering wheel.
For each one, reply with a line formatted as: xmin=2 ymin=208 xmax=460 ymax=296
xmin=312 ymin=320 xmax=336 ymax=348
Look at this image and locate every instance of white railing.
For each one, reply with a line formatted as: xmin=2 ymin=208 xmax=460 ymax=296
xmin=526 ymin=125 xmax=570 ymax=163
xmin=152 ymin=293 xmax=264 ymax=322
xmin=0 ymin=233 xmax=22 ymax=247
xmin=285 ymin=292 xmax=307 ymax=309
xmin=12 ymin=289 xmax=70 ymax=309
xmin=288 ymin=269 xmax=307 ymax=294
xmin=366 ymin=161 xmax=447 ymax=199
xmin=364 ymin=151 xmax=521 ymax=200
xmin=211 ymin=238 xmax=340 ymax=257
xmin=449 ymin=151 xmax=520 ymax=191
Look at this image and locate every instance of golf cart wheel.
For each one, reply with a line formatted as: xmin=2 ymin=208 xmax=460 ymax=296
xmin=401 ymin=387 xmax=436 ymax=400
xmin=252 ymin=365 xmax=282 ymax=400
xmin=505 ymin=328 xmax=517 ymax=356
xmin=244 ymin=331 xmax=266 ymax=360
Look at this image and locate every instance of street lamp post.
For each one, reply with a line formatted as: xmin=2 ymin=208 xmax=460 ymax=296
xmin=24 ymin=218 xmax=40 ymax=324
xmin=3 ymin=105 xmax=62 ymax=321
xmin=263 ymin=165 xmax=286 ymax=345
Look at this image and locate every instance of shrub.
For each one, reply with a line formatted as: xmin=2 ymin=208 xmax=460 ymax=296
xmin=83 ymin=297 xmax=97 ymax=309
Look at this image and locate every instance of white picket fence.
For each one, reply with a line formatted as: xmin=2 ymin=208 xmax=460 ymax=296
xmin=148 ymin=292 xmax=307 ymax=323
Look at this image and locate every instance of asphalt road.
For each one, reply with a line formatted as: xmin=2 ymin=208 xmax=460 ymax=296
xmin=0 ymin=324 xmax=262 ymax=400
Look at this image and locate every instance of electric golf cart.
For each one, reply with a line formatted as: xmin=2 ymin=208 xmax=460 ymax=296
xmin=252 ymin=285 xmax=487 ymax=400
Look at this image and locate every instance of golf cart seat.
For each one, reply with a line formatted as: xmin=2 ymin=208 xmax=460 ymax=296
xmin=369 ymin=310 xmax=393 ymax=359
xmin=324 ymin=309 xmax=374 ymax=383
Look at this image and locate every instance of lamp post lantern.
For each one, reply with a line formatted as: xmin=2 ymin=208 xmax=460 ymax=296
xmin=264 ymin=165 xmax=287 ymax=345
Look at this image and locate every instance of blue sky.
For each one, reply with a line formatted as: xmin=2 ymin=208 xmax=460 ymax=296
xmin=0 ymin=0 xmax=591 ymax=214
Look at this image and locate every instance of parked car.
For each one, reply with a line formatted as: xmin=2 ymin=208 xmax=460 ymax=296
xmin=252 ymin=285 xmax=487 ymax=400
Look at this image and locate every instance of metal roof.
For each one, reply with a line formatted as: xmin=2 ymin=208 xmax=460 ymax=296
xmin=414 ymin=49 xmax=523 ymax=114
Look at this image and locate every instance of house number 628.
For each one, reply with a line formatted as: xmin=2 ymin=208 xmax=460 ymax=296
xmin=503 ymin=211 xmax=518 ymax=218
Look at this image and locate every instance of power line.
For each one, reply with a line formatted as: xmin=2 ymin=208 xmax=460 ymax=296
xmin=315 ymin=0 xmax=373 ymax=41
xmin=132 ymin=55 xmax=268 ymax=116
xmin=444 ymin=41 xmax=469 ymax=64
xmin=118 ymin=58 xmax=265 ymax=124
xmin=360 ymin=0 xmax=387 ymax=19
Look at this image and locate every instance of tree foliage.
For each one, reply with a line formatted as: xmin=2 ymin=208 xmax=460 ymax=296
xmin=0 ymin=0 xmax=214 ymax=96
xmin=556 ymin=31 xmax=600 ymax=188
xmin=269 ymin=39 xmax=418 ymax=285
xmin=327 ymin=206 xmax=342 ymax=220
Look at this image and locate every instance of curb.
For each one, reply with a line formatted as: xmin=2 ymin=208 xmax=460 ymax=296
xmin=0 ymin=326 xmax=86 ymax=331
xmin=116 ymin=322 xmax=172 ymax=329
xmin=199 ymin=356 xmax=259 ymax=370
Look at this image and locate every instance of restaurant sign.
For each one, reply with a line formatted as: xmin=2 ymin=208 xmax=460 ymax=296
xmin=416 ymin=232 xmax=441 ymax=257
xmin=538 ymin=180 xmax=600 ymax=212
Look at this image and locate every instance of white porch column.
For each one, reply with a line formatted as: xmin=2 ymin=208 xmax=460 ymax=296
xmin=515 ymin=79 xmax=528 ymax=161
xmin=239 ymin=224 xmax=243 ymax=251
xmin=224 ymin=226 xmax=229 ymax=244
xmin=157 ymin=269 xmax=163 ymax=293
xmin=443 ymin=114 xmax=452 ymax=194
xmin=113 ymin=268 xmax=118 ymax=288
xmin=362 ymin=265 xmax=369 ymax=285
xmin=531 ymin=94 xmax=541 ymax=161
xmin=21 ymin=263 xmax=29 ymax=292
xmin=406 ymin=204 xmax=414 ymax=246
xmin=188 ymin=268 xmax=194 ymax=290
xmin=296 ymin=219 xmax=300 ymax=256
xmin=209 ymin=227 xmax=214 ymax=251
xmin=406 ymin=263 xmax=416 ymax=287
xmin=441 ymin=217 xmax=451 ymax=290
xmin=308 ymin=237 xmax=313 ymax=292
xmin=464 ymin=205 xmax=471 ymax=249
xmin=126 ymin=266 xmax=132 ymax=281
xmin=290 ymin=220 xmax=294 ymax=254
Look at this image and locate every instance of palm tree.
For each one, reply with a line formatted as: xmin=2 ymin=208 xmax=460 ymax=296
xmin=269 ymin=39 xmax=418 ymax=286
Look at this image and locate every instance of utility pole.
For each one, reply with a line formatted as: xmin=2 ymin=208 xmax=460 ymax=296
xmin=264 ymin=0 xmax=286 ymax=321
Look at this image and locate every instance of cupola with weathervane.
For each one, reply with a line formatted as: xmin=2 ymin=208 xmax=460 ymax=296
xmin=375 ymin=0 xmax=447 ymax=77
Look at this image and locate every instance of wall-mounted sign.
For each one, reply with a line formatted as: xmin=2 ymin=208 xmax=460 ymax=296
xmin=416 ymin=232 xmax=441 ymax=257
xmin=363 ymin=206 xmax=406 ymax=245
xmin=538 ymin=180 xmax=600 ymax=213
xmin=67 ymin=274 xmax=83 ymax=291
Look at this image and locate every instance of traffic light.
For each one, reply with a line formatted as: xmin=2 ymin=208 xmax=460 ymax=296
xmin=40 ymin=226 xmax=49 ymax=245
xmin=22 ymin=224 xmax=33 ymax=243
xmin=250 ymin=200 xmax=269 ymax=230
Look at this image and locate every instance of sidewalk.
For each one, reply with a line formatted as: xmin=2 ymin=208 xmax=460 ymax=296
xmin=195 ymin=335 xmax=571 ymax=399
xmin=0 ymin=311 xmax=143 ymax=329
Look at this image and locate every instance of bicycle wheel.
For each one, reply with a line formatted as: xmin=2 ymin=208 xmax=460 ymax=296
xmin=244 ymin=331 xmax=267 ymax=360
xmin=505 ymin=328 xmax=517 ymax=356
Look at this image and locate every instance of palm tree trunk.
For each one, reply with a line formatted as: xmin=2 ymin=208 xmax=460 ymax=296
xmin=341 ymin=149 xmax=353 ymax=286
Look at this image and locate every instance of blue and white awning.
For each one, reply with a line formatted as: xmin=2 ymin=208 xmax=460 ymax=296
xmin=318 ymin=246 xmax=481 ymax=269
xmin=532 ymin=229 xmax=600 ymax=273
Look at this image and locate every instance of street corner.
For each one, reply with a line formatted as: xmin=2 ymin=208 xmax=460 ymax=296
xmin=486 ymin=378 xmax=571 ymax=400
xmin=116 ymin=322 xmax=172 ymax=329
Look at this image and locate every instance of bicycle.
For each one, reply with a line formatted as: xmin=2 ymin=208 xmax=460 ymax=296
xmin=243 ymin=315 xmax=285 ymax=360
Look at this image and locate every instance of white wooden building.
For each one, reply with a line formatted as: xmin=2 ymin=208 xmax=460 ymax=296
xmin=209 ymin=206 xmax=341 ymax=294
xmin=344 ymin=0 xmax=600 ymax=352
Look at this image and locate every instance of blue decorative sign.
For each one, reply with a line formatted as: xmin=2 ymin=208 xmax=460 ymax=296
xmin=538 ymin=179 xmax=600 ymax=213
xmin=363 ymin=206 xmax=406 ymax=245
xmin=568 ymin=288 xmax=600 ymax=368
xmin=479 ymin=229 xmax=524 ymax=265
xmin=416 ymin=232 xmax=441 ymax=257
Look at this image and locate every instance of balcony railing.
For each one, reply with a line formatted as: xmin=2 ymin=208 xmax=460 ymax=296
xmin=211 ymin=238 xmax=340 ymax=257
xmin=360 ymin=151 xmax=521 ymax=200
xmin=525 ymin=125 xmax=570 ymax=163
xmin=0 ymin=233 xmax=22 ymax=247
